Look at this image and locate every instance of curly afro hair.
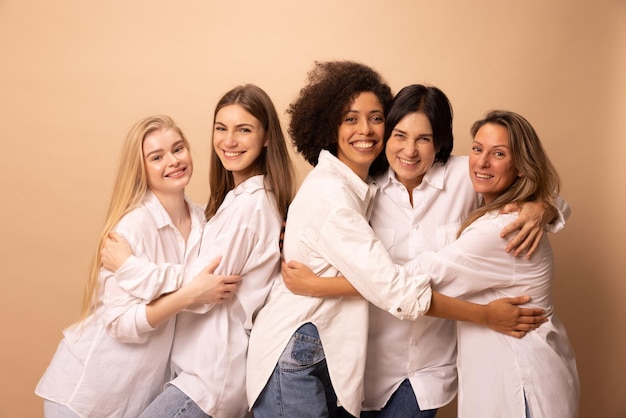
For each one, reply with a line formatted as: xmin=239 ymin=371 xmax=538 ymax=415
xmin=287 ymin=61 xmax=393 ymax=174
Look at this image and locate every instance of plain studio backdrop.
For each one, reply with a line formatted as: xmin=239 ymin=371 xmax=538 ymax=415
xmin=1 ymin=1 xmax=624 ymax=417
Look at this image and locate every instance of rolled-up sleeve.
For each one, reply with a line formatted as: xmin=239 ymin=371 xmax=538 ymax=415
xmin=317 ymin=206 xmax=432 ymax=320
xmin=101 ymin=269 xmax=155 ymax=343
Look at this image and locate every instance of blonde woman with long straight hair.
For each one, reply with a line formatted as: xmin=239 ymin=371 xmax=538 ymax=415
xmin=35 ymin=115 xmax=240 ymax=418
xmin=104 ymin=84 xmax=295 ymax=417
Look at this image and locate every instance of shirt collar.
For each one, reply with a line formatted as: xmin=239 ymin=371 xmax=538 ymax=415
xmin=232 ymin=174 xmax=265 ymax=196
xmin=142 ymin=189 xmax=203 ymax=229
xmin=376 ymin=161 xmax=447 ymax=192
xmin=318 ymin=150 xmax=375 ymax=201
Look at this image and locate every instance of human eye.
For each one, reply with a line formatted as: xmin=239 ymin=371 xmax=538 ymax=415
xmin=471 ymin=145 xmax=481 ymax=153
xmin=149 ymin=154 xmax=162 ymax=162
xmin=214 ymin=125 xmax=226 ymax=132
xmin=494 ymin=151 xmax=506 ymax=158
xmin=344 ymin=116 xmax=357 ymax=124
xmin=239 ymin=127 xmax=252 ymax=133
xmin=174 ymin=145 xmax=185 ymax=153
xmin=393 ymin=131 xmax=406 ymax=140
xmin=371 ymin=115 xmax=384 ymax=124
xmin=419 ymin=136 xmax=432 ymax=142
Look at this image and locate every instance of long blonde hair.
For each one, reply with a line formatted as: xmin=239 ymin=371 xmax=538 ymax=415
xmin=205 ymin=84 xmax=294 ymax=221
xmin=80 ymin=115 xmax=189 ymax=319
xmin=459 ymin=110 xmax=561 ymax=235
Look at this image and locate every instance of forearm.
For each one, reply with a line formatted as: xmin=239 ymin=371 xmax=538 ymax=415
xmin=426 ymin=291 xmax=486 ymax=325
xmin=145 ymin=287 xmax=196 ymax=328
xmin=307 ymin=276 xmax=361 ymax=298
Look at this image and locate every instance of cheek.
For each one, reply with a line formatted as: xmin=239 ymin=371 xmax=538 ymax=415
xmin=374 ymin=124 xmax=385 ymax=139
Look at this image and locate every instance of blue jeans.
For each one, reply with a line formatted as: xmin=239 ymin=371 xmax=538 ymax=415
xmin=361 ymin=379 xmax=437 ymax=418
xmin=253 ymin=323 xmax=340 ymax=418
xmin=139 ymin=385 xmax=211 ymax=418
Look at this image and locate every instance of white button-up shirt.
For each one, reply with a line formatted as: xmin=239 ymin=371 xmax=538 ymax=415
xmin=416 ymin=211 xmax=580 ymax=418
xmin=246 ymin=151 xmax=433 ymax=417
xmin=364 ymin=156 xmax=479 ymax=411
xmin=35 ymin=191 xmax=205 ymax=418
xmin=169 ymin=175 xmax=282 ymax=418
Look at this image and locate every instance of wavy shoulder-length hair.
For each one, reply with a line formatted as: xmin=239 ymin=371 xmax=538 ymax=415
xmin=205 ymin=84 xmax=294 ymax=221
xmin=460 ymin=110 xmax=561 ymax=234
xmin=81 ymin=115 xmax=188 ymax=319
xmin=287 ymin=61 xmax=393 ymax=176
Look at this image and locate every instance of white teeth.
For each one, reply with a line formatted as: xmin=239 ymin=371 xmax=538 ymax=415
xmin=399 ymin=158 xmax=417 ymax=165
xmin=476 ymin=173 xmax=492 ymax=179
xmin=167 ymin=168 xmax=185 ymax=177
xmin=352 ymin=141 xmax=375 ymax=149
xmin=224 ymin=151 xmax=242 ymax=157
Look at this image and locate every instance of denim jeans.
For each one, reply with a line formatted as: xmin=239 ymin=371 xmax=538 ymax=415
xmin=139 ymin=385 xmax=211 ymax=418
xmin=253 ymin=322 xmax=340 ymax=418
xmin=361 ymin=379 xmax=437 ymax=418
xmin=43 ymin=401 xmax=81 ymax=418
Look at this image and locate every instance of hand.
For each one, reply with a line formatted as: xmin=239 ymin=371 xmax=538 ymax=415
xmin=281 ymin=260 xmax=317 ymax=296
xmin=184 ymin=256 xmax=242 ymax=305
xmin=499 ymin=202 xmax=545 ymax=259
xmin=483 ymin=296 xmax=547 ymax=338
xmin=101 ymin=232 xmax=133 ymax=272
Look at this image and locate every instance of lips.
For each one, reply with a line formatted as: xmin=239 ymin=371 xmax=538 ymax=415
xmin=165 ymin=167 xmax=187 ymax=178
xmin=351 ymin=140 xmax=377 ymax=150
xmin=223 ymin=150 xmax=244 ymax=158
xmin=398 ymin=157 xmax=418 ymax=165
xmin=474 ymin=172 xmax=493 ymax=179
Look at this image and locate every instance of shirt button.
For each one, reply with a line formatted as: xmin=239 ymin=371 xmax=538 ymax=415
xmin=396 ymin=307 xmax=402 ymax=313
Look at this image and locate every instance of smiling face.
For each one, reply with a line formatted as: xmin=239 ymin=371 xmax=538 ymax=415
xmin=336 ymin=91 xmax=385 ymax=180
xmin=143 ymin=128 xmax=192 ymax=198
xmin=213 ymin=104 xmax=266 ymax=186
xmin=385 ymin=111 xmax=437 ymax=191
xmin=469 ymin=122 xmax=522 ymax=204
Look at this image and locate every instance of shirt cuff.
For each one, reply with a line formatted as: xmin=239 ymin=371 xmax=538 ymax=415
xmin=135 ymin=305 xmax=155 ymax=334
xmin=388 ymin=275 xmax=432 ymax=320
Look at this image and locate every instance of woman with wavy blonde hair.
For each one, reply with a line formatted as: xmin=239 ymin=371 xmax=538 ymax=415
xmin=419 ymin=110 xmax=579 ymax=417
xmin=35 ymin=115 xmax=238 ymax=418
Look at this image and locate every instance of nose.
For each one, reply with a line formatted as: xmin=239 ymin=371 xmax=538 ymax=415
xmin=476 ymin=152 xmax=490 ymax=167
xmin=358 ymin=118 xmax=374 ymax=135
xmin=223 ymin=131 xmax=237 ymax=147
xmin=405 ymin=140 xmax=418 ymax=156
xmin=165 ymin=152 xmax=180 ymax=166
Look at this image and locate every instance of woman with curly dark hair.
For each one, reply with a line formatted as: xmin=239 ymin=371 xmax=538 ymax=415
xmin=247 ymin=61 xmax=419 ymax=417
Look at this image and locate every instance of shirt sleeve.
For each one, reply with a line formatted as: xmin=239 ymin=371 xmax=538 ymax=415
xmin=415 ymin=217 xmax=516 ymax=299
xmin=546 ymin=194 xmax=571 ymax=233
xmin=199 ymin=194 xmax=281 ymax=331
xmin=110 ymin=221 xmax=188 ymax=301
xmin=316 ymin=205 xmax=432 ymax=320
xmin=100 ymin=268 xmax=155 ymax=343
xmin=113 ymin=254 xmax=186 ymax=302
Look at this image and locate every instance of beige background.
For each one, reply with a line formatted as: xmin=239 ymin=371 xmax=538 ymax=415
xmin=1 ymin=1 xmax=624 ymax=417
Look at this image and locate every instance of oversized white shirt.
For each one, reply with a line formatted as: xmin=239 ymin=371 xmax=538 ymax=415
xmin=246 ymin=151 xmax=433 ymax=417
xmin=416 ymin=211 xmax=580 ymax=418
xmin=169 ymin=175 xmax=282 ymax=418
xmin=364 ymin=156 xmax=479 ymax=411
xmin=35 ymin=191 xmax=205 ymax=418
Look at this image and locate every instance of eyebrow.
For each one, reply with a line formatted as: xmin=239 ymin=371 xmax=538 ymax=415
xmin=144 ymin=140 xmax=185 ymax=158
xmin=343 ymin=109 xmax=384 ymax=116
xmin=393 ymin=128 xmax=433 ymax=136
xmin=214 ymin=121 xmax=256 ymax=129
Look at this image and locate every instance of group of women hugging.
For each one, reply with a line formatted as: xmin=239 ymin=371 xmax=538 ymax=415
xmin=36 ymin=60 xmax=580 ymax=418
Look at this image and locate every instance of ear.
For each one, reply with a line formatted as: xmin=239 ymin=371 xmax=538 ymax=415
xmin=264 ymin=135 xmax=269 ymax=147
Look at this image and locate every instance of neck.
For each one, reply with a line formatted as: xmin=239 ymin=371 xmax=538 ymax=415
xmin=152 ymin=190 xmax=189 ymax=227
